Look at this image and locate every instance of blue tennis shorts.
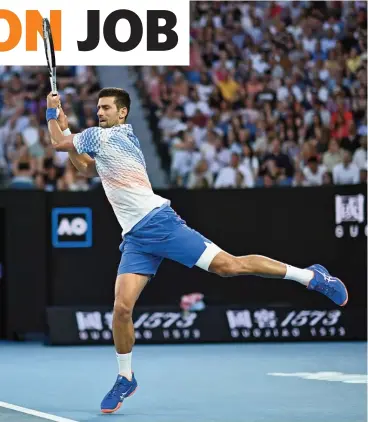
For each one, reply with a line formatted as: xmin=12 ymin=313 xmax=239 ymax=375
xmin=118 ymin=204 xmax=221 ymax=276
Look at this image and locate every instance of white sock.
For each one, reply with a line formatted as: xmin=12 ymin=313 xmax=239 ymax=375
xmin=116 ymin=352 xmax=132 ymax=380
xmin=283 ymin=265 xmax=313 ymax=286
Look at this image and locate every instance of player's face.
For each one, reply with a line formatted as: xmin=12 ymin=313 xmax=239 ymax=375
xmin=97 ymin=97 xmax=120 ymax=128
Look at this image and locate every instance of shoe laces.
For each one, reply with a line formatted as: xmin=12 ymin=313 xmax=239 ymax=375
xmin=107 ymin=379 xmax=124 ymax=398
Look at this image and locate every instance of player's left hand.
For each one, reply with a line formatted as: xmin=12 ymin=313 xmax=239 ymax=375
xmin=47 ymin=92 xmax=61 ymax=109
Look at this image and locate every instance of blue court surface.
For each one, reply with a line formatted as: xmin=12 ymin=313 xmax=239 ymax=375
xmin=0 ymin=342 xmax=366 ymax=422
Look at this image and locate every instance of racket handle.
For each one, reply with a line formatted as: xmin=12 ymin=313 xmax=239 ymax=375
xmin=50 ymin=77 xmax=58 ymax=96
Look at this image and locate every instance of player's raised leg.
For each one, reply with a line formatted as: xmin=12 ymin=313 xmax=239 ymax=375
xmin=100 ymin=273 xmax=149 ymax=414
xmin=129 ymin=205 xmax=348 ymax=308
xmin=207 ymin=251 xmax=348 ymax=306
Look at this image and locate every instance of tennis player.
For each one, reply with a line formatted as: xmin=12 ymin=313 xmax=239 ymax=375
xmin=46 ymin=88 xmax=348 ymax=414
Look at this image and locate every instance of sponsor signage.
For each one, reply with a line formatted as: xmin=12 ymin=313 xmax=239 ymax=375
xmin=46 ymin=306 xmax=366 ymax=345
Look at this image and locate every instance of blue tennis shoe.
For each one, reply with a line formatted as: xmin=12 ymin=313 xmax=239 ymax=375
xmin=307 ymin=264 xmax=348 ymax=306
xmin=101 ymin=373 xmax=138 ymax=413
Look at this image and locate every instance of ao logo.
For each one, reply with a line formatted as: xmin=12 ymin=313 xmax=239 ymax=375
xmin=52 ymin=207 xmax=92 ymax=248
xmin=58 ymin=217 xmax=88 ymax=236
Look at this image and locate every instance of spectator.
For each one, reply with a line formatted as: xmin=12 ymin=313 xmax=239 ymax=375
xmin=331 ymin=102 xmax=354 ymax=139
xmin=226 ymin=127 xmax=242 ymax=155
xmin=261 ymin=139 xmax=294 ymax=179
xmin=352 ymin=87 xmax=367 ymax=122
xmin=214 ymin=70 xmax=240 ymax=103
xmin=246 ymin=72 xmax=264 ymax=96
xmin=253 ymin=120 xmax=268 ymax=156
xmin=214 ymin=135 xmax=231 ymax=169
xmin=353 ymin=136 xmax=367 ymax=171
xmin=214 ymin=153 xmax=252 ymax=188
xmin=303 ymin=156 xmax=327 ymax=186
xmin=323 ymin=139 xmax=344 ymax=172
xmin=358 ymin=114 xmax=367 ymax=137
xmin=184 ymin=88 xmax=211 ymax=118
xmin=302 ymin=27 xmax=317 ymax=54
xmin=322 ymin=172 xmax=333 ymax=186
xmin=42 ymin=161 xmax=59 ymax=192
xmin=333 ymin=150 xmax=360 ymax=185
xmin=306 ymin=114 xmax=326 ymax=140
xmin=197 ymin=72 xmax=214 ymax=102
xmin=21 ymin=115 xmax=44 ymax=173
xmin=239 ymin=144 xmax=259 ymax=188
xmin=321 ymin=28 xmax=337 ymax=54
xmin=199 ymin=129 xmax=218 ymax=169
xmin=304 ymin=99 xmax=331 ymax=128
xmin=346 ymin=47 xmax=363 ymax=74
xmin=171 ymin=134 xmax=201 ymax=187
xmin=331 ymin=112 xmax=352 ymax=141
xmin=262 ymin=173 xmax=276 ymax=188
xmin=8 ymin=140 xmax=35 ymax=190
xmin=187 ymin=159 xmax=213 ymax=189
xmin=158 ymin=106 xmax=183 ymax=144
xmin=340 ymin=123 xmax=361 ymax=153
xmin=292 ymin=169 xmax=308 ymax=187
xmin=313 ymin=41 xmax=328 ymax=62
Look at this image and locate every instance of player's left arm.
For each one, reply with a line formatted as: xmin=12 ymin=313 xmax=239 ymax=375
xmin=46 ymin=93 xmax=76 ymax=152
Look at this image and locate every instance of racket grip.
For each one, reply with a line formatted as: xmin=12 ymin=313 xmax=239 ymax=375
xmin=49 ymin=77 xmax=58 ymax=96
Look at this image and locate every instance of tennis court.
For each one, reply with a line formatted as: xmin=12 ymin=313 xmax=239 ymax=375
xmin=0 ymin=341 xmax=366 ymax=422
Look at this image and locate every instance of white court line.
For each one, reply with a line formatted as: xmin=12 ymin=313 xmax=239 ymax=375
xmin=0 ymin=402 xmax=78 ymax=422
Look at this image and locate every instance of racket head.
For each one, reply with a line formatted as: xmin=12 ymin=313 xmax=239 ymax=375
xmin=42 ymin=18 xmax=58 ymax=95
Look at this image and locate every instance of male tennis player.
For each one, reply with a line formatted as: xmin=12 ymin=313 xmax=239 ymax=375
xmin=46 ymin=88 xmax=348 ymax=414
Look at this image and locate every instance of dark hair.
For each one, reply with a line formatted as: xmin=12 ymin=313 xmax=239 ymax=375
xmin=307 ymin=156 xmax=318 ymax=164
xmin=243 ymin=142 xmax=254 ymax=158
xmin=98 ymin=88 xmax=131 ymax=118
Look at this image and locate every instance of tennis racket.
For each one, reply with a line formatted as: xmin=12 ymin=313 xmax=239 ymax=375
xmin=42 ymin=18 xmax=58 ymax=96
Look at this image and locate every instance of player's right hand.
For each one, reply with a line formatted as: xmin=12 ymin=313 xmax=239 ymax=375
xmin=47 ymin=92 xmax=61 ymax=109
xmin=57 ymin=107 xmax=69 ymax=131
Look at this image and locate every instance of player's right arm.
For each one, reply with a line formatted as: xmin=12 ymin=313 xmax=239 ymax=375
xmin=46 ymin=93 xmax=100 ymax=177
xmin=57 ymin=108 xmax=97 ymax=177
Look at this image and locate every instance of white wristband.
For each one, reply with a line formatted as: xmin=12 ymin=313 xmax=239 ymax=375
xmin=63 ymin=128 xmax=71 ymax=136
